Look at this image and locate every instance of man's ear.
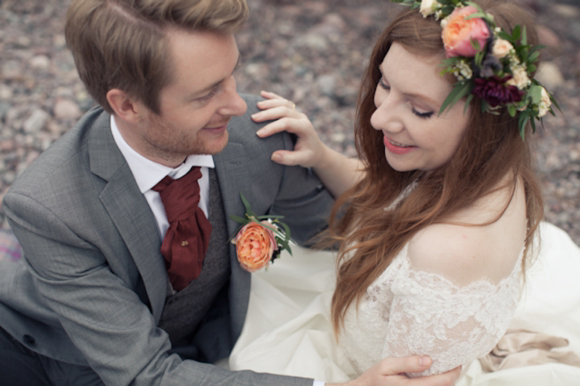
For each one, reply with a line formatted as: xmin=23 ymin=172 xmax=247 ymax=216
xmin=106 ymin=89 xmax=144 ymax=124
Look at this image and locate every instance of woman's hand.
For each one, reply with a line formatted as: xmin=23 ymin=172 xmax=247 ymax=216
xmin=253 ymin=90 xmax=364 ymax=198
xmin=253 ymin=90 xmax=328 ymax=169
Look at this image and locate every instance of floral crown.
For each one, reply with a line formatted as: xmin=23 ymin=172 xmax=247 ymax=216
xmin=392 ymin=0 xmax=559 ymax=139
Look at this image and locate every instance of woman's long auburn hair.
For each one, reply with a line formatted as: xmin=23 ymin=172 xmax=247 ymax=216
xmin=330 ymin=0 xmax=544 ymax=334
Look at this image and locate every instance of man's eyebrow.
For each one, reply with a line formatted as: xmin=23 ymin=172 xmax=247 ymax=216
xmin=187 ymin=53 xmax=241 ymax=100
xmin=378 ymin=65 xmax=440 ymax=107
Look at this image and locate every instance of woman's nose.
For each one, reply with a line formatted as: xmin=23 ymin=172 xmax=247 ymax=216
xmin=370 ymin=99 xmax=404 ymax=134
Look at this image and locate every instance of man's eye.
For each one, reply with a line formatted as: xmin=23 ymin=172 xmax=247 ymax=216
xmin=197 ymin=88 xmax=219 ymax=103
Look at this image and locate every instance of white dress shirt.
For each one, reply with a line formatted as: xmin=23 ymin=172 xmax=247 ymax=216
xmin=110 ymin=116 xmax=214 ymax=240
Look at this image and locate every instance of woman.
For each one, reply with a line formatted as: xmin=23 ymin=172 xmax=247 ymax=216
xmin=230 ymin=0 xmax=580 ymax=384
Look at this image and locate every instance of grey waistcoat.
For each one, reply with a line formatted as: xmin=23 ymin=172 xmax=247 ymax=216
xmin=158 ymin=168 xmax=231 ymax=347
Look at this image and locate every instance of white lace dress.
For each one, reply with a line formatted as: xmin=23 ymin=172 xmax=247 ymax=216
xmin=229 ymin=222 xmax=580 ymax=384
xmin=341 ymin=244 xmax=523 ymax=377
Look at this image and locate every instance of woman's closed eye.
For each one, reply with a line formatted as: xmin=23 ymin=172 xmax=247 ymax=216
xmin=379 ymin=77 xmax=434 ymax=119
xmin=379 ymin=78 xmax=390 ymax=91
xmin=412 ymin=109 xmax=434 ymax=119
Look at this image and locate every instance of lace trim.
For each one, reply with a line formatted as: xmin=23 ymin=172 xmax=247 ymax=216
xmin=342 ymin=244 xmax=523 ymax=377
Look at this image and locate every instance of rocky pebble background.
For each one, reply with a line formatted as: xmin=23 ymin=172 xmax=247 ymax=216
xmin=1 ymin=0 xmax=579 ymax=245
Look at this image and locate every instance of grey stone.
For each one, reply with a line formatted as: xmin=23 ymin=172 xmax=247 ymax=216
xmin=536 ymin=62 xmax=565 ymax=89
xmin=54 ymin=98 xmax=81 ymax=119
xmin=2 ymin=60 xmax=23 ymax=80
xmin=0 ymin=102 xmax=11 ymax=120
xmin=22 ymin=109 xmax=50 ymax=133
xmin=317 ymin=74 xmax=336 ymax=97
xmin=30 ymin=55 xmax=51 ymax=71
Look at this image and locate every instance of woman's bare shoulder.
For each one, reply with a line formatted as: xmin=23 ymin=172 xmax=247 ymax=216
xmin=407 ymin=177 xmax=527 ymax=287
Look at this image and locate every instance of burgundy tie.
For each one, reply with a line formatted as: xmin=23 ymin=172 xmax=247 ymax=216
xmin=152 ymin=167 xmax=212 ymax=291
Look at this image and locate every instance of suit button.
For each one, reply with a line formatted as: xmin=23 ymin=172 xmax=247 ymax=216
xmin=23 ymin=334 xmax=35 ymax=345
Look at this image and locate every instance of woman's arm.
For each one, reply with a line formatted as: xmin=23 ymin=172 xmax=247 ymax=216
xmin=252 ymin=91 xmax=364 ymax=198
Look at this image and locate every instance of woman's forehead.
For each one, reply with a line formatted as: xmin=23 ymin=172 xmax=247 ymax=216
xmin=380 ymin=43 xmax=452 ymax=102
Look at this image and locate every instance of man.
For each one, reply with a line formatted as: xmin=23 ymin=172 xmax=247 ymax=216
xmin=0 ymin=0 xmax=459 ymax=385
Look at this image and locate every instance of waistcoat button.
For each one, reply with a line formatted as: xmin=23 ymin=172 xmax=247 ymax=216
xmin=23 ymin=334 xmax=35 ymax=345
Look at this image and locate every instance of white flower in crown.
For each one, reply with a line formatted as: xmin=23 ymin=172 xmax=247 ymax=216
xmin=538 ymin=86 xmax=551 ymax=117
xmin=492 ymin=38 xmax=514 ymax=59
xmin=457 ymin=60 xmax=473 ymax=79
xmin=507 ymin=65 xmax=531 ymax=90
xmin=420 ymin=0 xmax=439 ymax=18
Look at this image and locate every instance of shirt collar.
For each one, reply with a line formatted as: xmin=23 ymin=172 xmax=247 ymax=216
xmin=110 ymin=115 xmax=214 ymax=194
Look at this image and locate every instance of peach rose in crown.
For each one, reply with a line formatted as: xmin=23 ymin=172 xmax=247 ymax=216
xmin=492 ymin=38 xmax=514 ymax=59
xmin=442 ymin=6 xmax=490 ymax=58
xmin=233 ymin=221 xmax=278 ymax=272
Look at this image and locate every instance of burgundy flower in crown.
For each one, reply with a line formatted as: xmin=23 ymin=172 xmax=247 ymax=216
xmin=473 ymin=75 xmax=524 ymax=108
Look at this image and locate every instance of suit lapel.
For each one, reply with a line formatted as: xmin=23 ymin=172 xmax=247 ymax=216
xmin=87 ymin=112 xmax=167 ymax=322
xmin=213 ymin=140 xmax=253 ymax=340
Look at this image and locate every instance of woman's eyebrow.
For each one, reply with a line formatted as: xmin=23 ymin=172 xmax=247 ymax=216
xmin=379 ymin=66 xmax=439 ymax=107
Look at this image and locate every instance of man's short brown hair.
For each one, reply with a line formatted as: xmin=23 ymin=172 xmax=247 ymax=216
xmin=65 ymin=0 xmax=249 ymax=114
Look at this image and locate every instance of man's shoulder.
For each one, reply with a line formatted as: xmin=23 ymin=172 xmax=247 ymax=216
xmin=228 ymin=93 xmax=293 ymax=151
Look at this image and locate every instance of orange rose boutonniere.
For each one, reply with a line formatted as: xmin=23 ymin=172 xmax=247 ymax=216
xmin=230 ymin=193 xmax=292 ymax=272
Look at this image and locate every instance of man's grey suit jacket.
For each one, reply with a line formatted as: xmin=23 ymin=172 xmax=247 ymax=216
xmin=0 ymin=94 xmax=334 ymax=385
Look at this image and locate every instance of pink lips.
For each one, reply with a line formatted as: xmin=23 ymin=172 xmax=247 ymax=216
xmin=383 ymin=136 xmax=415 ymax=155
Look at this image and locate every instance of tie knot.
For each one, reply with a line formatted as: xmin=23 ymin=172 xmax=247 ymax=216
xmin=153 ymin=166 xmax=202 ymax=222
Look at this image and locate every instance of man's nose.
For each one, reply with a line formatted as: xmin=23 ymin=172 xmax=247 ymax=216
xmin=218 ymin=76 xmax=247 ymax=117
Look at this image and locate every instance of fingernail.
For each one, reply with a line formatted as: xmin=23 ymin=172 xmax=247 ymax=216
xmin=271 ymin=153 xmax=281 ymax=162
xmin=419 ymin=357 xmax=430 ymax=366
xmin=256 ymin=129 xmax=264 ymax=136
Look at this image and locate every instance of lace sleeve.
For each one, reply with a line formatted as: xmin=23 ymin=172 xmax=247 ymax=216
xmin=383 ymin=252 xmax=522 ymax=377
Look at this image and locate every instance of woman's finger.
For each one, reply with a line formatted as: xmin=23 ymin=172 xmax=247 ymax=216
xmin=258 ymin=90 xmax=297 ymax=110
xmin=271 ymin=149 xmax=312 ymax=167
xmin=257 ymin=98 xmax=295 ymax=111
xmin=252 ymin=106 xmax=302 ymax=123
xmin=256 ymin=117 xmax=307 ymax=138
xmin=260 ymin=90 xmax=285 ymax=100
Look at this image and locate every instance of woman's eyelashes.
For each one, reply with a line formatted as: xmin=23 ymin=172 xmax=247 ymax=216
xmin=379 ymin=78 xmax=390 ymax=91
xmin=378 ymin=78 xmax=434 ymax=119
xmin=412 ymin=109 xmax=434 ymax=119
